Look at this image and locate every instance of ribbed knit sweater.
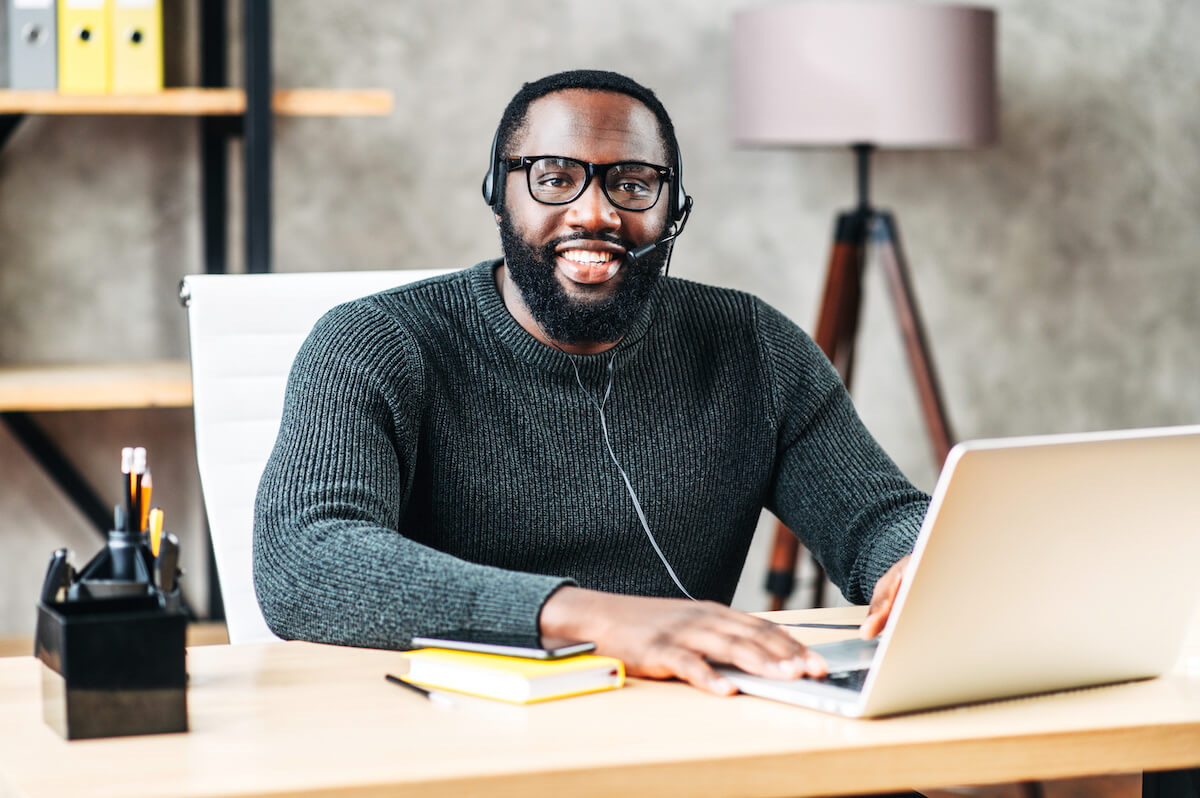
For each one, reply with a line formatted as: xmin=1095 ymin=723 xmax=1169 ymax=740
xmin=253 ymin=260 xmax=929 ymax=649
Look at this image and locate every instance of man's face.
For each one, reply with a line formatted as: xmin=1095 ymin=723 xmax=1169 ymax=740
xmin=498 ymin=90 xmax=673 ymax=345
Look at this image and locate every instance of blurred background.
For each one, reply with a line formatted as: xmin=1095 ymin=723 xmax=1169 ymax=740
xmin=1 ymin=0 xmax=1197 ymax=637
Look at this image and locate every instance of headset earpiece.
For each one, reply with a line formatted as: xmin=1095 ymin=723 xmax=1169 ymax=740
xmin=670 ymin=145 xmax=689 ymax=224
xmin=481 ymin=126 xmax=503 ymax=209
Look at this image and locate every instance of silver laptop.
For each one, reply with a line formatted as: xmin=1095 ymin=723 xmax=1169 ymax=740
xmin=720 ymin=425 xmax=1200 ymax=717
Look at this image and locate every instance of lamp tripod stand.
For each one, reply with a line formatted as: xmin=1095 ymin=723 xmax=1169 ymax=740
xmin=766 ymin=144 xmax=955 ymax=611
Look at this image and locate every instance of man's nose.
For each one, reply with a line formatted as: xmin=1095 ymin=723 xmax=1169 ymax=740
xmin=564 ymin=180 xmax=620 ymax=232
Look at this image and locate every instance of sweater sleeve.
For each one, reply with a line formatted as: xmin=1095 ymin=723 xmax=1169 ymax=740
xmin=755 ymin=299 xmax=929 ymax=605
xmin=253 ymin=299 xmax=573 ymax=649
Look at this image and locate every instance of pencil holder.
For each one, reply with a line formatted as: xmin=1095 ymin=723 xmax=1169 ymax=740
xmin=34 ymin=535 xmax=188 ymax=740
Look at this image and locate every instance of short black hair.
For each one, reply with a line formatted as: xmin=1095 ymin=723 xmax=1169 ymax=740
xmin=492 ymin=70 xmax=679 ymax=208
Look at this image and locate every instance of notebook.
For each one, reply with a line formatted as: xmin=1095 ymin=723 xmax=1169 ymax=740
xmin=720 ymin=424 xmax=1200 ymax=717
xmin=399 ymin=648 xmax=625 ymax=704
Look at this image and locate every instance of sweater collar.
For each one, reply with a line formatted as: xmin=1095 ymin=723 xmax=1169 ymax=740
xmin=469 ymin=258 xmax=660 ymax=376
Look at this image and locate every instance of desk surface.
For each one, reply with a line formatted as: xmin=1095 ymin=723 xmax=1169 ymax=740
xmin=2 ymin=607 xmax=1199 ymax=798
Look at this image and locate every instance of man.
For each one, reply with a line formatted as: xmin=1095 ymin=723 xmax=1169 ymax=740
xmin=254 ymin=69 xmax=927 ymax=696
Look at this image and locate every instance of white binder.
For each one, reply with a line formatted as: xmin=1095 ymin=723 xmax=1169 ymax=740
xmin=1 ymin=1 xmax=9 ymax=87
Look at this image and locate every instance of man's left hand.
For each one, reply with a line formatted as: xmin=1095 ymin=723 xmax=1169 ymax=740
xmin=859 ymin=554 xmax=910 ymax=640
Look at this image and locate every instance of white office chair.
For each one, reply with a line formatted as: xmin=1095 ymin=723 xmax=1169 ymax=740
xmin=181 ymin=269 xmax=453 ymax=644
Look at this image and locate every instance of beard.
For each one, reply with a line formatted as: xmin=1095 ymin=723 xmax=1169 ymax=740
xmin=498 ymin=212 xmax=670 ymax=345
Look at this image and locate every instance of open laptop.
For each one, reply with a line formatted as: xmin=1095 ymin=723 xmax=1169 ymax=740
xmin=719 ymin=425 xmax=1200 ymax=717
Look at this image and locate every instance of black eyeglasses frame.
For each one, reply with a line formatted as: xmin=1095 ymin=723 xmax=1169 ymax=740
xmin=503 ymin=155 xmax=673 ymax=212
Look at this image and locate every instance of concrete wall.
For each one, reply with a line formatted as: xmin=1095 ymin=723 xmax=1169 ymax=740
xmin=2 ymin=0 xmax=1197 ymax=635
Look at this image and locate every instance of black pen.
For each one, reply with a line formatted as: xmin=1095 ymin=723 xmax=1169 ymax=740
xmin=121 ymin=447 xmax=134 ymax=534
xmin=385 ymin=673 xmax=455 ymax=708
xmin=774 ymin=622 xmax=862 ymax=630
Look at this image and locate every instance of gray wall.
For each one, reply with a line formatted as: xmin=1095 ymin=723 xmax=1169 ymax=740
xmin=2 ymin=0 xmax=1197 ymax=635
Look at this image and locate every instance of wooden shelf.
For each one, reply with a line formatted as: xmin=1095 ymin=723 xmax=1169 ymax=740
xmin=0 ymin=360 xmax=192 ymax=412
xmin=0 ymin=88 xmax=393 ymax=117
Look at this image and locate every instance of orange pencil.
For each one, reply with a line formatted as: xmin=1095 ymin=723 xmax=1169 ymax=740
xmin=139 ymin=472 xmax=153 ymax=532
xmin=132 ymin=447 xmax=147 ymax=531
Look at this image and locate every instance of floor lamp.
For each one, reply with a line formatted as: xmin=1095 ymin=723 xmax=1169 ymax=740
xmin=733 ymin=2 xmax=998 ymax=610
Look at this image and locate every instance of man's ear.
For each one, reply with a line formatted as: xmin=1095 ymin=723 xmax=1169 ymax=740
xmin=494 ymin=212 xmax=503 ymax=230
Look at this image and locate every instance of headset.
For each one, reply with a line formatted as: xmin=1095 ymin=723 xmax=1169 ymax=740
xmin=481 ymin=122 xmax=693 ymax=236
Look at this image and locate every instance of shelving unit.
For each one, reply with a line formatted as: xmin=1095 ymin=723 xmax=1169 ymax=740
xmin=0 ymin=88 xmax=393 ymax=116
xmin=0 ymin=0 xmax=393 ymax=618
xmin=0 ymin=361 xmax=192 ymax=412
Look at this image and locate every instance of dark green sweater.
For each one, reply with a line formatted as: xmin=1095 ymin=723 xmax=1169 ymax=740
xmin=253 ymin=260 xmax=928 ymax=649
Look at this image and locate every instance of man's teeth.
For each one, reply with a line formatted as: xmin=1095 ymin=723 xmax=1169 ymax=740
xmin=560 ymin=249 xmax=614 ymax=264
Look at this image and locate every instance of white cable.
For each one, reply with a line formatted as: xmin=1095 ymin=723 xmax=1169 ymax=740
xmin=566 ymin=353 xmax=699 ymax=601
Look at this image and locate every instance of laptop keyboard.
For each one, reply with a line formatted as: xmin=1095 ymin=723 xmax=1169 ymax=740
xmin=817 ymin=669 xmax=869 ymax=692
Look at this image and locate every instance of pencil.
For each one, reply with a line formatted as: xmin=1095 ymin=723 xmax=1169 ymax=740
xmin=132 ymin=448 xmax=147 ymax=532
xmin=139 ymin=472 xmax=153 ymax=533
xmin=149 ymin=508 xmax=164 ymax=558
xmin=385 ymin=673 xmax=455 ymax=708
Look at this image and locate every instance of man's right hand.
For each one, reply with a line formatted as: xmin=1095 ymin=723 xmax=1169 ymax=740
xmin=538 ymin=586 xmax=827 ymax=696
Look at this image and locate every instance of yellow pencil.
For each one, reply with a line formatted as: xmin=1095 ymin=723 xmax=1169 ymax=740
xmin=149 ymin=508 xmax=165 ymax=558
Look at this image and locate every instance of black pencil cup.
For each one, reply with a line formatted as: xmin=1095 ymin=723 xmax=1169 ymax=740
xmin=34 ymin=594 xmax=188 ymax=740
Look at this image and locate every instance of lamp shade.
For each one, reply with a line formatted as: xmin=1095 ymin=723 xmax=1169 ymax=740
xmin=733 ymin=2 xmax=997 ymax=148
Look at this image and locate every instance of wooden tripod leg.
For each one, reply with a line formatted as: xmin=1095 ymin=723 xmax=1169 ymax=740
xmin=765 ymin=527 xmax=802 ymax=612
xmin=873 ymin=212 xmax=954 ymax=464
xmin=765 ymin=212 xmax=870 ymax=611
xmin=813 ymin=215 xmax=869 ymax=386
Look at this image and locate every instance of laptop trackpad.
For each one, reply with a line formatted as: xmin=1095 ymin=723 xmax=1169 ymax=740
xmin=809 ymin=638 xmax=879 ymax=672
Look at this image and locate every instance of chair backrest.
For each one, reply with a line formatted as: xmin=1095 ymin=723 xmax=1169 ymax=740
xmin=181 ymin=269 xmax=452 ymax=644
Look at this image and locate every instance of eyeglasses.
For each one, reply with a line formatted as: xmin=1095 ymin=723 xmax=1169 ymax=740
xmin=504 ymin=156 xmax=671 ymax=212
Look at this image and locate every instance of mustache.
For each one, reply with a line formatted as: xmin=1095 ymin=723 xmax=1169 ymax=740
xmin=547 ymin=232 xmax=634 ymax=251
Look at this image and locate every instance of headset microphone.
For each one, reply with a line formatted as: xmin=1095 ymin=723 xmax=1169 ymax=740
xmin=625 ymin=232 xmax=677 ymax=264
xmin=624 ymin=196 xmax=692 ymax=266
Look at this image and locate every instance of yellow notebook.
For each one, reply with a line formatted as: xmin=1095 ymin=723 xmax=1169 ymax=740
xmin=400 ymin=648 xmax=625 ymax=704
xmin=110 ymin=0 xmax=161 ymax=94
xmin=58 ymin=0 xmax=109 ymax=94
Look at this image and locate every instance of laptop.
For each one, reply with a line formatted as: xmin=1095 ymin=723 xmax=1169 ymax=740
xmin=719 ymin=425 xmax=1200 ymax=717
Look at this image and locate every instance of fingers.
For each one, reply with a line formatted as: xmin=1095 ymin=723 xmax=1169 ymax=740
xmin=859 ymin=556 xmax=909 ymax=640
xmin=572 ymin=592 xmax=835 ymax=695
xmin=622 ymin=601 xmax=828 ymax=689
xmin=680 ymin=623 xmax=824 ymax=680
xmin=647 ymin=646 xmax=738 ymax=697
xmin=860 ymin=587 xmax=894 ymax=639
xmin=859 ymin=599 xmax=892 ymax=640
xmin=688 ymin=603 xmax=828 ymax=675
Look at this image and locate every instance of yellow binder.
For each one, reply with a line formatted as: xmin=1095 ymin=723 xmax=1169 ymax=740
xmin=58 ymin=0 xmax=109 ymax=94
xmin=111 ymin=0 xmax=161 ymax=94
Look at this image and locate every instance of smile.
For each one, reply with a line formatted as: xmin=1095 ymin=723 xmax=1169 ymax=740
xmin=557 ymin=248 xmax=623 ymax=285
xmin=561 ymin=249 xmax=616 ymax=265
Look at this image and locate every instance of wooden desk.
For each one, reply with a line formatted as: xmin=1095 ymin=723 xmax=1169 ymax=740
xmin=2 ymin=607 xmax=1198 ymax=798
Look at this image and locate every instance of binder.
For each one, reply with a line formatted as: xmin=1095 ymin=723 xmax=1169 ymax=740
xmin=110 ymin=0 xmax=159 ymax=94
xmin=57 ymin=0 xmax=108 ymax=94
xmin=1 ymin=1 xmax=8 ymax=87
xmin=8 ymin=0 xmax=58 ymax=89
